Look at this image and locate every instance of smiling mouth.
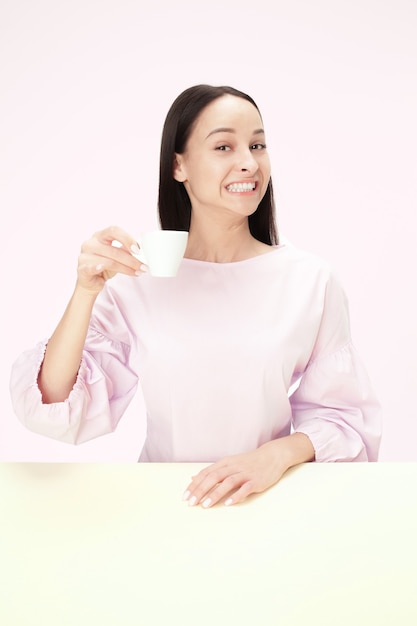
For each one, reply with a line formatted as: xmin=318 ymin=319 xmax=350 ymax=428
xmin=226 ymin=182 xmax=256 ymax=193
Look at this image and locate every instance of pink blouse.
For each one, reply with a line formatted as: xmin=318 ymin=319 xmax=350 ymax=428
xmin=10 ymin=244 xmax=382 ymax=462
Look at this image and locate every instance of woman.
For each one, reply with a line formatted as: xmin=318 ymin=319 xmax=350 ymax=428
xmin=10 ymin=84 xmax=382 ymax=508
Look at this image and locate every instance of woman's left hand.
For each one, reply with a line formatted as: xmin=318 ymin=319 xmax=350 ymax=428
xmin=182 ymin=440 xmax=286 ymax=508
xmin=182 ymin=434 xmax=315 ymax=508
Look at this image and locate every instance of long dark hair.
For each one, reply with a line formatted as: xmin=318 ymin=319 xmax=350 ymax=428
xmin=158 ymin=84 xmax=279 ymax=246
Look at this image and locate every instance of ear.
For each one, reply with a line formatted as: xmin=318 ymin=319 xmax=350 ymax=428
xmin=173 ymin=153 xmax=187 ymax=182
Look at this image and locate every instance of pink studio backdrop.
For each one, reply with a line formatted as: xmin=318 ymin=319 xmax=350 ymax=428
xmin=1 ymin=0 xmax=416 ymax=462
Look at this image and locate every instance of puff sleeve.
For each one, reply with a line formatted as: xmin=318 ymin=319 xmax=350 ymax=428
xmin=290 ymin=272 xmax=382 ymax=462
xmin=9 ymin=290 xmax=139 ymax=445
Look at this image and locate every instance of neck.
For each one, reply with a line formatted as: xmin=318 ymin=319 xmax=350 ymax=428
xmin=184 ymin=215 xmax=270 ymax=263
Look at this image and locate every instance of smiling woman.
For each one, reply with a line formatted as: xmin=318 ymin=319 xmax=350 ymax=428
xmin=10 ymin=84 xmax=382 ymax=508
xmin=158 ymin=85 xmax=278 ymax=250
xmin=172 ymin=94 xmax=273 ymax=262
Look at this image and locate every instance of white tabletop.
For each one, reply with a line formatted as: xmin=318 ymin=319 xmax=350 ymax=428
xmin=1 ymin=462 xmax=416 ymax=626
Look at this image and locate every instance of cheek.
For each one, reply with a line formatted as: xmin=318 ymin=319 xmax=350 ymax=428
xmin=261 ymin=154 xmax=271 ymax=174
xmin=197 ymin=161 xmax=227 ymax=187
xmin=260 ymin=157 xmax=271 ymax=185
xmin=186 ymin=154 xmax=217 ymax=181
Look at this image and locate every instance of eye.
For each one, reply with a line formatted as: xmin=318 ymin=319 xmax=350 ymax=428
xmin=216 ymin=145 xmax=231 ymax=151
xmin=251 ymin=143 xmax=267 ymax=150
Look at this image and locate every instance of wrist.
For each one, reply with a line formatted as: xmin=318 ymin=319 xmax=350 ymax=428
xmin=262 ymin=432 xmax=315 ymax=472
xmin=73 ymin=283 xmax=102 ymax=302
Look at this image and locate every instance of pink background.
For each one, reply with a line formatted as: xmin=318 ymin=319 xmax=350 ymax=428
xmin=1 ymin=0 xmax=416 ymax=462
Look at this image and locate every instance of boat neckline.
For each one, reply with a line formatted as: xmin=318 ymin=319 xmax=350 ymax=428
xmin=181 ymin=244 xmax=286 ymax=267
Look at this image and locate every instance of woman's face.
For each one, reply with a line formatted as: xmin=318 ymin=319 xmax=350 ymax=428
xmin=174 ymin=95 xmax=271 ymax=222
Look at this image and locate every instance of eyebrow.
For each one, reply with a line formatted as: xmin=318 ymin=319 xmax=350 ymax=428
xmin=205 ymin=127 xmax=265 ymax=139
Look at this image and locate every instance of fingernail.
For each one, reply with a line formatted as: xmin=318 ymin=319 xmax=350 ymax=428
xmin=202 ymin=498 xmax=212 ymax=508
xmin=224 ymin=498 xmax=233 ymax=506
xmin=188 ymin=495 xmax=197 ymax=507
xmin=131 ymin=243 xmax=140 ymax=255
xmin=182 ymin=490 xmax=190 ymax=501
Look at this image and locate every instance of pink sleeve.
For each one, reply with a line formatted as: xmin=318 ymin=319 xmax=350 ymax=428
xmin=9 ymin=328 xmax=138 ymax=445
xmin=290 ymin=270 xmax=382 ymax=462
xmin=290 ymin=341 xmax=382 ymax=461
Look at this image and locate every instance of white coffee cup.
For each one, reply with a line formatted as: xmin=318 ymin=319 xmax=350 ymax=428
xmin=135 ymin=230 xmax=188 ymax=277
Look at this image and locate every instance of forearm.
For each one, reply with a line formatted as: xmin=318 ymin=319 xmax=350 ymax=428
xmin=38 ymin=286 xmax=98 ymax=403
xmin=260 ymin=432 xmax=316 ymax=472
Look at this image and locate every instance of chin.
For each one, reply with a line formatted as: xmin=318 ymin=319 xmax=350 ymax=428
xmin=230 ymin=204 xmax=259 ymax=218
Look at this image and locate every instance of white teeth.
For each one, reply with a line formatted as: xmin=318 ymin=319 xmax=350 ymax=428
xmin=226 ymin=182 xmax=256 ymax=192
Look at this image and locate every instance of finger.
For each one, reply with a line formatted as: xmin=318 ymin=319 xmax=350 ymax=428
xmin=183 ymin=456 xmax=239 ymax=498
xmin=78 ymin=253 xmax=145 ymax=279
xmin=183 ymin=462 xmax=223 ymax=496
xmin=223 ymin=480 xmax=257 ymax=507
xmin=93 ymin=225 xmax=138 ymax=252
xmin=87 ymin=226 xmax=142 ymax=268
xmin=188 ymin=456 xmax=234 ymax=485
xmin=199 ymin=473 xmax=247 ymax=508
xmin=80 ymin=228 xmax=145 ymax=272
xmin=182 ymin=473 xmax=220 ymax=506
xmin=184 ymin=466 xmax=242 ymax=507
xmin=82 ymin=242 xmax=141 ymax=272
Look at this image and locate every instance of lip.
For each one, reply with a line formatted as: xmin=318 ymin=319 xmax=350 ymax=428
xmin=226 ymin=179 xmax=258 ymax=187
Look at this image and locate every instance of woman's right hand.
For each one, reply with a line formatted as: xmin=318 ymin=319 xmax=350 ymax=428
xmin=76 ymin=225 xmax=146 ymax=294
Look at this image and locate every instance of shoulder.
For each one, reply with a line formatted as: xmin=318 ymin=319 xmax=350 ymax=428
xmin=279 ymin=238 xmax=330 ymax=267
xmin=275 ymin=240 xmax=337 ymax=282
xmin=273 ymin=241 xmax=349 ymax=307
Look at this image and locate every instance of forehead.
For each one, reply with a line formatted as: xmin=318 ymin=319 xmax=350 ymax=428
xmin=192 ymin=95 xmax=263 ymax=137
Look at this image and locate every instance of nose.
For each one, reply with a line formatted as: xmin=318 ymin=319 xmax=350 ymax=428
xmin=237 ymin=148 xmax=259 ymax=174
